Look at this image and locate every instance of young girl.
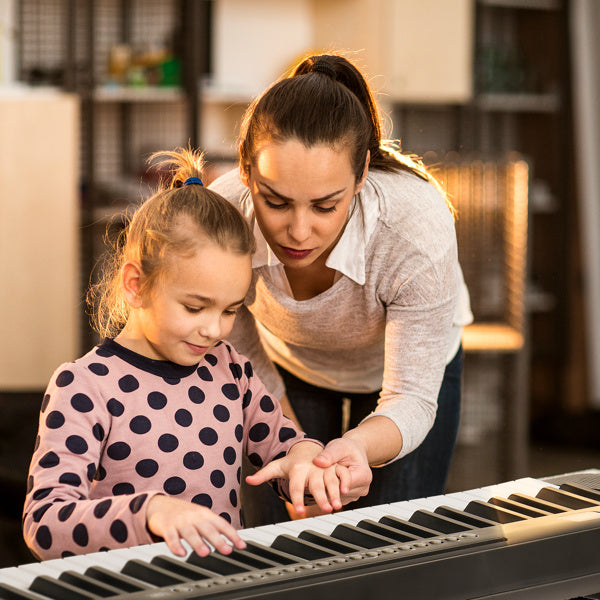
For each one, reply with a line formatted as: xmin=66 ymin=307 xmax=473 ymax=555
xmin=23 ymin=147 xmax=355 ymax=562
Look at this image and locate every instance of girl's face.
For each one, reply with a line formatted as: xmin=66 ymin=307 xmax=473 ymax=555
xmin=119 ymin=241 xmax=251 ymax=366
xmin=241 ymin=140 xmax=368 ymax=271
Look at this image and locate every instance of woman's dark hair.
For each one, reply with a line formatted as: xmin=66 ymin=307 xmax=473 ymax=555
xmin=239 ymin=52 xmax=446 ymax=198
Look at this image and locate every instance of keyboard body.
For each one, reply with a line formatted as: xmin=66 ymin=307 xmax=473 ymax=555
xmin=2 ymin=469 xmax=600 ymax=600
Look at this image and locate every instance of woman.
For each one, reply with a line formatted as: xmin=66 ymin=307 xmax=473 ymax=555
xmin=209 ymin=53 xmax=472 ymax=525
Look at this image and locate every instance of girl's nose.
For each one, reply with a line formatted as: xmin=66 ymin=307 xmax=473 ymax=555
xmin=199 ymin=314 xmax=221 ymax=340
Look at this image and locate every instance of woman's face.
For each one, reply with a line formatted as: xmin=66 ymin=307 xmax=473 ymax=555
xmin=241 ymin=139 xmax=368 ymax=271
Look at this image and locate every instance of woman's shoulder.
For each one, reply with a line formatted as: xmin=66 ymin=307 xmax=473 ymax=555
xmin=208 ymin=168 xmax=246 ymax=203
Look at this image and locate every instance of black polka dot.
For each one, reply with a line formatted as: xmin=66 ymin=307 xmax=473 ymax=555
xmin=107 ymin=398 xmax=124 ymax=416
xmin=56 ymin=370 xmax=74 ymax=387
xmin=147 ymin=391 xmax=167 ymax=409
xmin=272 ymin=450 xmax=286 ymax=461
xmin=204 ymin=353 xmax=218 ymax=366
xmin=163 ymin=377 xmax=180 ymax=386
xmin=191 ymin=494 xmax=212 ymax=508
xmin=248 ymin=423 xmax=270 ymax=443
xmin=65 ymin=435 xmax=88 ymax=455
xmin=213 ymin=404 xmax=230 ymax=422
xmin=279 ymin=427 xmax=297 ymax=443
xmin=260 ymin=395 xmax=275 ymax=412
xmin=248 ymin=453 xmax=263 ymax=468
xmin=32 ymin=487 xmax=53 ymax=500
xmin=46 ymin=410 xmax=65 ymax=429
xmin=32 ymin=503 xmax=52 ymax=522
xmin=187 ymin=386 xmax=205 ymax=404
xmin=62 ymin=550 xmax=75 ymax=558
xmin=210 ymin=470 xmax=225 ymax=488
xmin=34 ymin=436 xmax=40 ymax=452
xmin=39 ymin=451 xmax=60 ymax=468
xmin=220 ymin=512 xmax=232 ymax=523
xmin=183 ymin=451 xmax=204 ymax=470
xmin=35 ymin=525 xmax=52 ymax=550
xmin=118 ymin=375 xmax=139 ymax=392
xmin=106 ymin=442 xmax=131 ymax=460
xmin=174 ymin=409 xmax=193 ymax=427
xmin=229 ymin=489 xmax=238 ymax=507
xmin=221 ymin=383 xmax=239 ymax=400
xmin=234 ymin=424 xmax=243 ymax=442
xmin=164 ymin=477 xmax=186 ymax=495
xmin=244 ymin=361 xmax=253 ymax=378
xmin=88 ymin=362 xmax=109 ymax=376
xmin=110 ymin=519 xmax=128 ymax=543
xmin=197 ymin=366 xmax=213 ymax=381
xmin=93 ymin=499 xmax=112 ymax=518
xmin=158 ymin=434 xmax=178 ymax=452
xmin=95 ymin=346 xmax=113 ymax=358
xmin=242 ymin=390 xmax=252 ymax=409
xmin=129 ymin=415 xmax=151 ymax=434
xmin=198 ymin=428 xmax=218 ymax=446
xmin=229 ymin=363 xmax=243 ymax=380
xmin=129 ymin=494 xmax=147 ymax=514
xmin=86 ymin=463 xmax=97 ymax=482
xmin=223 ymin=446 xmax=237 ymax=465
xmin=27 ymin=475 xmax=33 ymax=494
xmin=96 ymin=465 xmax=107 ymax=481
xmin=73 ymin=523 xmax=89 ymax=547
xmin=40 ymin=394 xmax=51 ymax=413
xmin=92 ymin=423 xmax=105 ymax=441
xmin=71 ymin=393 xmax=94 ymax=413
xmin=113 ymin=482 xmax=135 ymax=495
xmin=58 ymin=502 xmax=76 ymax=522
xmin=59 ymin=472 xmax=82 ymax=487
xmin=237 ymin=466 xmax=241 ymax=483
xmin=135 ymin=459 xmax=159 ymax=478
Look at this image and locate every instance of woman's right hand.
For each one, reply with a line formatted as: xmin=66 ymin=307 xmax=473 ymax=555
xmin=146 ymin=495 xmax=246 ymax=558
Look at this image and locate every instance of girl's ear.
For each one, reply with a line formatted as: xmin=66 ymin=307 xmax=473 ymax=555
xmin=121 ymin=260 xmax=145 ymax=309
xmin=354 ymin=150 xmax=370 ymax=195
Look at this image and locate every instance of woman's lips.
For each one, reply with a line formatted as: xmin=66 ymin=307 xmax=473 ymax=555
xmin=281 ymin=246 xmax=313 ymax=259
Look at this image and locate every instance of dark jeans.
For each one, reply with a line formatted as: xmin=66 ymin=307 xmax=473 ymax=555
xmin=241 ymin=346 xmax=463 ymax=527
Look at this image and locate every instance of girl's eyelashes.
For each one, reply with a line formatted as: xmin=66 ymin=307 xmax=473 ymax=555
xmin=184 ymin=305 xmax=203 ymax=313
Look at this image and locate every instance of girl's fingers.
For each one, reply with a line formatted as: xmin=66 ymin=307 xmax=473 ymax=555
xmin=287 ymin=467 xmax=310 ymax=515
xmin=306 ymin=471 xmax=332 ymax=514
xmin=161 ymin=527 xmax=191 ymax=557
xmin=324 ymin=466 xmax=344 ymax=510
xmin=178 ymin=525 xmax=212 ymax=558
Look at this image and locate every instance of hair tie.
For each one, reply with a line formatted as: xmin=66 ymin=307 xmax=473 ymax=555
xmin=311 ymin=60 xmax=337 ymax=81
xmin=183 ymin=176 xmax=203 ymax=186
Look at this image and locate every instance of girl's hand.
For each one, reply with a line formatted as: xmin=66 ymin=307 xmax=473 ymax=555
xmin=146 ymin=495 xmax=246 ymax=558
xmin=245 ymin=441 xmax=351 ymax=516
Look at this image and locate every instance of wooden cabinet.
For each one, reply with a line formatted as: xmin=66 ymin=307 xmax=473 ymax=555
xmin=0 ymin=90 xmax=79 ymax=389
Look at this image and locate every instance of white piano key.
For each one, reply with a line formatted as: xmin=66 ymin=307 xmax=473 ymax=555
xmin=0 ymin=566 xmax=39 ymax=589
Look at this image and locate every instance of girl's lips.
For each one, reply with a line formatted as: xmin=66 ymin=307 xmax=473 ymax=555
xmin=281 ymin=246 xmax=313 ymax=260
xmin=185 ymin=342 xmax=209 ymax=355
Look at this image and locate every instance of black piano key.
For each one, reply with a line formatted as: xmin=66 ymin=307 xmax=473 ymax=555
xmin=149 ymin=556 xmax=215 ymax=580
xmin=434 ymin=506 xmax=499 ymax=528
xmin=378 ymin=515 xmax=440 ymax=539
xmin=270 ymin=534 xmax=338 ymax=560
xmin=0 ymin=582 xmax=46 ymax=600
xmin=536 ymin=487 xmax=600 ymax=510
xmin=121 ymin=559 xmax=190 ymax=587
xmin=29 ymin=575 xmax=99 ymax=600
xmin=507 ymin=493 xmax=567 ymax=514
xmin=298 ymin=529 xmax=363 ymax=554
xmin=409 ymin=509 xmax=474 ymax=534
xmin=84 ymin=566 xmax=152 ymax=593
xmin=241 ymin=541 xmax=301 ymax=565
xmin=185 ymin=552 xmax=252 ymax=575
xmin=488 ymin=496 xmax=551 ymax=518
xmin=226 ymin=548 xmax=279 ymax=570
xmin=559 ymin=483 xmax=600 ymax=503
xmin=464 ymin=500 xmax=526 ymax=524
xmin=329 ymin=523 xmax=398 ymax=549
xmin=58 ymin=570 xmax=123 ymax=597
xmin=356 ymin=519 xmax=421 ymax=543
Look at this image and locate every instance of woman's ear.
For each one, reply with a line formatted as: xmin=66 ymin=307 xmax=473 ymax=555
xmin=239 ymin=162 xmax=251 ymax=188
xmin=355 ymin=150 xmax=370 ymax=195
xmin=121 ymin=260 xmax=145 ymax=309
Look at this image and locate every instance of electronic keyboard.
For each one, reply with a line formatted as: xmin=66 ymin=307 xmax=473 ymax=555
xmin=2 ymin=469 xmax=600 ymax=600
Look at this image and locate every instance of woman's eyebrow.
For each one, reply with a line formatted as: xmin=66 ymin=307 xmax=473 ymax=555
xmin=260 ymin=182 xmax=346 ymax=203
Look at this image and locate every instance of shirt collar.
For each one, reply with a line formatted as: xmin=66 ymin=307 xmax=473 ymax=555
xmin=241 ymin=189 xmax=379 ymax=286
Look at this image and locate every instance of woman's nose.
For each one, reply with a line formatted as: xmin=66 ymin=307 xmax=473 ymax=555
xmin=288 ymin=210 xmax=311 ymax=244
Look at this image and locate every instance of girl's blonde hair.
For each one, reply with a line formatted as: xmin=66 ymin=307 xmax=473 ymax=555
xmin=87 ymin=146 xmax=256 ymax=339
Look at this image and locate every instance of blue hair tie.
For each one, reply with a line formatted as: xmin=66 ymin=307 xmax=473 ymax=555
xmin=183 ymin=176 xmax=203 ymax=186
